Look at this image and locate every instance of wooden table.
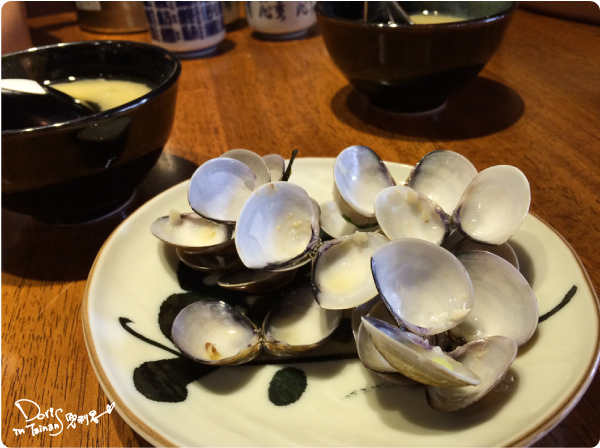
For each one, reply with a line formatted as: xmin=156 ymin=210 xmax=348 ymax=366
xmin=2 ymin=7 xmax=599 ymax=447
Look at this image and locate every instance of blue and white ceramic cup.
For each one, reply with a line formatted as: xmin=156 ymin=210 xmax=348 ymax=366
xmin=143 ymin=1 xmax=225 ymax=57
xmin=245 ymin=1 xmax=316 ymax=39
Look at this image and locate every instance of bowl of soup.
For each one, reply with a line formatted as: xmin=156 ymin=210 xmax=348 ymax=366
xmin=1 ymin=40 xmax=181 ymax=223
xmin=316 ymin=1 xmax=517 ymax=113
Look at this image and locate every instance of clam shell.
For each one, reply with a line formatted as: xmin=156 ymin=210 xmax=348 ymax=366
xmin=355 ymin=301 xmax=407 ymax=377
xmin=453 ymin=238 xmax=519 ymax=270
xmin=361 ymin=316 xmax=481 ymax=387
xmin=150 ymin=211 xmax=234 ymax=253
xmin=332 ymin=145 xmax=396 ymax=227
xmin=405 ymin=150 xmax=477 ymax=215
xmin=313 ymin=232 xmax=389 ymax=310
xmin=188 ymin=157 xmax=258 ymax=225
xmin=262 ymin=153 xmax=286 ymax=182
xmin=263 ymin=282 xmax=343 ymax=355
xmin=319 ymin=200 xmax=378 ymax=239
xmin=176 ymin=246 xmax=242 ymax=273
xmin=450 ymin=251 xmax=538 ymax=346
xmin=374 ymin=185 xmax=450 ymax=245
xmin=221 ymin=149 xmax=272 ymax=185
xmin=454 ymin=165 xmax=530 ymax=245
xmin=426 ymin=336 xmax=518 ymax=411
xmin=172 ymin=300 xmax=261 ymax=366
xmin=217 ymin=266 xmax=298 ymax=293
xmin=235 ymin=181 xmax=320 ymax=271
xmin=371 ymin=239 xmax=474 ymax=337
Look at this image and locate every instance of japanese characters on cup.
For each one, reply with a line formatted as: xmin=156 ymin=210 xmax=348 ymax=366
xmin=143 ymin=1 xmax=225 ymax=56
xmin=245 ymin=1 xmax=316 ymax=39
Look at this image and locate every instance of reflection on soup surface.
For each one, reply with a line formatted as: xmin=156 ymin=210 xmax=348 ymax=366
xmin=409 ymin=12 xmax=465 ymax=24
xmin=50 ymin=78 xmax=153 ymax=111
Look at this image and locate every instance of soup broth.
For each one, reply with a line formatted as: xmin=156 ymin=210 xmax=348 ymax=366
xmin=409 ymin=12 xmax=465 ymax=24
xmin=50 ymin=78 xmax=153 ymax=111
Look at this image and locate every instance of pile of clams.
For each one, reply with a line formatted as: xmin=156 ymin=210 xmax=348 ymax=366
xmin=150 ymin=146 xmax=538 ymax=411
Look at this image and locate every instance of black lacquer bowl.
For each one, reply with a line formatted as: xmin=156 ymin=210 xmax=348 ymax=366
xmin=316 ymin=1 xmax=517 ymax=113
xmin=1 ymin=41 xmax=181 ymax=223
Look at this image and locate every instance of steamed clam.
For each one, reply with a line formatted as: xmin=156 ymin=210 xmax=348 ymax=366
xmin=453 ymin=165 xmax=531 ymax=245
xmin=150 ymin=146 xmax=537 ymax=413
xmin=426 ymin=335 xmax=518 ymax=411
xmin=332 ymin=145 xmax=396 ymax=227
xmin=171 ymin=300 xmax=262 ymax=366
xmin=150 ymin=211 xmax=233 ymax=253
xmin=405 ymin=149 xmax=477 ymax=215
xmin=312 ymin=231 xmax=389 ymax=310
xmin=262 ymin=282 xmax=343 ymax=355
xmin=374 ymin=185 xmax=450 ymax=245
xmin=371 ymin=238 xmax=474 ymax=337
xmin=235 ymin=181 xmax=320 ymax=271
xmin=172 ymin=280 xmax=344 ymax=363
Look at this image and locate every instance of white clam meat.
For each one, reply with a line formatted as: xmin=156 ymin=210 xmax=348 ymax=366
xmin=426 ymin=335 xmax=518 ymax=412
xmin=313 ymin=231 xmax=389 ymax=310
xmin=450 ymin=251 xmax=538 ymax=346
xmin=333 ymin=145 xmax=396 ymax=227
xmin=405 ymin=150 xmax=477 ymax=215
xmin=374 ymin=185 xmax=450 ymax=245
xmin=372 ymin=238 xmax=474 ymax=337
xmin=235 ymin=181 xmax=320 ymax=271
xmin=454 ymin=165 xmax=530 ymax=245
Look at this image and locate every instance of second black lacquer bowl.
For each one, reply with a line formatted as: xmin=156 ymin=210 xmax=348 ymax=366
xmin=316 ymin=1 xmax=517 ymax=113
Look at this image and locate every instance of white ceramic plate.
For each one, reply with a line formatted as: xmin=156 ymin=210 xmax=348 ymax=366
xmin=83 ymin=158 xmax=600 ymax=447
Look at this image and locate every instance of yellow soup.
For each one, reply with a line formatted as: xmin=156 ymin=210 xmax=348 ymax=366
xmin=409 ymin=12 xmax=465 ymax=24
xmin=51 ymin=78 xmax=152 ymax=111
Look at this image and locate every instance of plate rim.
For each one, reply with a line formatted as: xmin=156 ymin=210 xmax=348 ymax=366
xmin=82 ymin=158 xmax=600 ymax=447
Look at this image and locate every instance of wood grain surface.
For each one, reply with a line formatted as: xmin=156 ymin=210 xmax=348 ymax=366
xmin=2 ymin=6 xmax=599 ymax=447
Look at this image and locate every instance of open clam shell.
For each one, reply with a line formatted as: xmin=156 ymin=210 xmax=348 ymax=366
xmin=262 ymin=153 xmax=286 ymax=182
xmin=405 ymin=150 xmax=477 ymax=215
xmin=426 ymin=336 xmax=518 ymax=411
xmin=450 ymin=251 xmax=538 ymax=346
xmin=319 ymin=200 xmax=379 ymax=239
xmin=361 ymin=316 xmax=481 ymax=387
xmin=221 ymin=149 xmax=272 ymax=185
xmin=176 ymin=246 xmax=242 ymax=273
xmin=374 ymin=185 xmax=450 ymax=245
xmin=453 ymin=238 xmax=519 ymax=270
xmin=454 ymin=165 xmax=530 ymax=245
xmin=172 ymin=300 xmax=261 ymax=366
xmin=235 ymin=181 xmax=320 ymax=271
xmin=150 ymin=211 xmax=234 ymax=253
xmin=333 ymin=145 xmax=396 ymax=227
xmin=312 ymin=232 xmax=389 ymax=310
xmin=371 ymin=239 xmax=474 ymax=337
xmin=217 ymin=266 xmax=299 ymax=294
xmin=263 ymin=282 xmax=343 ymax=355
xmin=188 ymin=157 xmax=259 ymax=225
xmin=355 ymin=300 xmax=416 ymax=386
